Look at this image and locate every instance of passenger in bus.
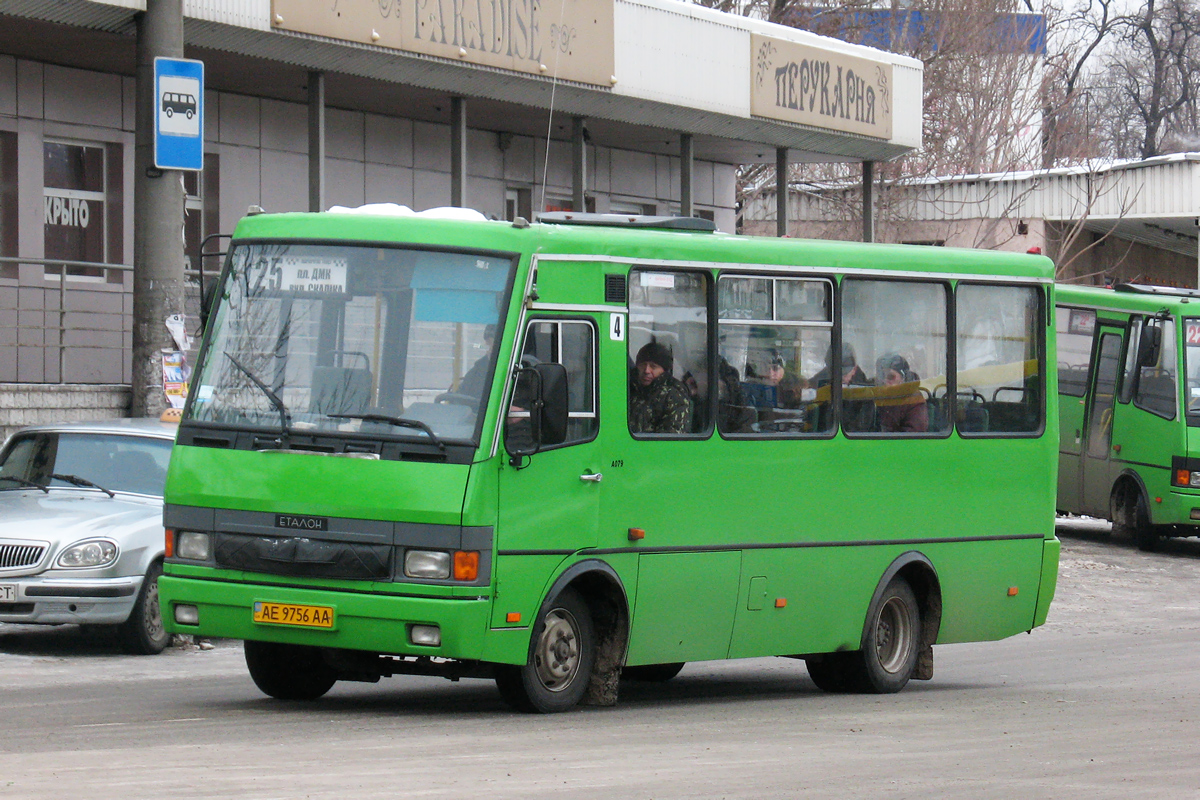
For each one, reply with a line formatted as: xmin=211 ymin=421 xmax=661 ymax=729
xmin=813 ymin=342 xmax=869 ymax=388
xmin=742 ymin=353 xmax=807 ymax=427
xmin=875 ymin=353 xmax=928 ymax=433
xmin=683 ymin=355 xmax=747 ymax=432
xmin=814 ymin=343 xmax=874 ymax=431
xmin=629 ymin=341 xmax=691 ymax=434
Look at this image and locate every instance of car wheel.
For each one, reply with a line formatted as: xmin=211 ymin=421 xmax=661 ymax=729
xmin=244 ymin=640 xmax=338 ymax=700
xmin=495 ymin=587 xmax=595 ymax=713
xmin=117 ymin=561 xmax=171 ymax=655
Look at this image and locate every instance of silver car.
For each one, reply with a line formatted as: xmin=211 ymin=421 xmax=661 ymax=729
xmin=0 ymin=419 xmax=176 ymax=654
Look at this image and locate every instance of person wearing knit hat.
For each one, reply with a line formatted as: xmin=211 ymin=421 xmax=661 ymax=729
xmin=629 ymin=340 xmax=691 ymax=433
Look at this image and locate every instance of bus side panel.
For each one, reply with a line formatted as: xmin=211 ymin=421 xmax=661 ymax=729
xmin=931 ymin=537 xmax=1045 ymax=643
xmin=1057 ymin=392 xmax=1086 ymax=513
xmin=625 ymin=551 xmax=741 ymax=665
xmin=726 ymin=547 xmax=880 ymax=660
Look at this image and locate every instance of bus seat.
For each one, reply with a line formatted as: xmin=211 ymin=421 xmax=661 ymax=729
xmin=310 ymin=366 xmax=372 ymax=416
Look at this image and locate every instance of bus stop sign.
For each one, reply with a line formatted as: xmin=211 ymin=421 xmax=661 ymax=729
xmin=154 ymin=57 xmax=204 ymax=171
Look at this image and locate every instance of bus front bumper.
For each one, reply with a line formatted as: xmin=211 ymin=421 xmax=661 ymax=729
xmin=159 ymin=574 xmax=492 ymax=660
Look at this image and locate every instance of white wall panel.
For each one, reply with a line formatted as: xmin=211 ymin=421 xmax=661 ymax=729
xmin=185 ymin=0 xmax=269 ymax=30
xmin=613 ymin=0 xmax=748 ymax=117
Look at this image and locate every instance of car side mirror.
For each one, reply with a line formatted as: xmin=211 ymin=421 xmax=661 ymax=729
xmin=504 ymin=362 xmax=569 ymax=465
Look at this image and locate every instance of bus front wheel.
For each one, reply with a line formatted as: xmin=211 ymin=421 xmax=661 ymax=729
xmin=495 ymin=587 xmax=595 ymax=713
xmin=1113 ymin=487 xmax=1159 ymax=552
xmin=244 ymin=640 xmax=338 ymax=700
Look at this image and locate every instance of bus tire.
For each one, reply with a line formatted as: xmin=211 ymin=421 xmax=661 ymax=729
xmin=804 ymin=652 xmax=859 ymax=693
xmin=1114 ymin=488 xmax=1158 ymax=552
xmin=495 ymin=587 xmax=595 ymax=713
xmin=244 ymin=640 xmax=337 ymax=700
xmin=621 ymin=662 xmax=685 ymax=682
xmin=856 ymin=577 xmax=921 ymax=693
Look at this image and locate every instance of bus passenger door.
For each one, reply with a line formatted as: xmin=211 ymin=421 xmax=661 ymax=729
xmin=494 ymin=318 xmax=603 ymax=626
xmin=1081 ymin=329 xmax=1123 ymax=517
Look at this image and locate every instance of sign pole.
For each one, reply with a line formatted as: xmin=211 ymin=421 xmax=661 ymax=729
xmin=133 ymin=0 xmax=188 ymax=418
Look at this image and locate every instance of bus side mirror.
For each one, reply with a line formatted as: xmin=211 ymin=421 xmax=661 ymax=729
xmin=1138 ymin=323 xmax=1162 ymax=368
xmin=504 ymin=362 xmax=569 ymax=465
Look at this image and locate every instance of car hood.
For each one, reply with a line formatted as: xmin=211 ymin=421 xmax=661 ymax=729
xmin=0 ymin=490 xmax=162 ymax=546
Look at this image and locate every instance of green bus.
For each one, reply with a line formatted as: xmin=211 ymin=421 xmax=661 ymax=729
xmin=1056 ymin=282 xmax=1200 ymax=551
xmin=159 ymin=208 xmax=1060 ymax=712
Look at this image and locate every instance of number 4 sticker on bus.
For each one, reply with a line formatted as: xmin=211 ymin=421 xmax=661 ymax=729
xmin=610 ymin=313 xmax=626 ymax=341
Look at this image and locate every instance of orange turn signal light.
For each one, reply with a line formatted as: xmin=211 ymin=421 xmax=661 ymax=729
xmin=1177 ymin=469 xmax=1191 ymax=486
xmin=628 ymin=528 xmax=645 ymax=541
xmin=1007 ymin=586 xmax=1019 ymax=597
xmin=164 ymin=529 xmax=175 ymax=558
xmin=774 ymin=598 xmax=787 ymax=608
xmin=453 ymin=550 xmax=479 ymax=581
xmin=505 ymin=612 xmax=521 ymax=623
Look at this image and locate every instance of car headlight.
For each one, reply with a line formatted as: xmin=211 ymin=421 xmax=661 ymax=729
xmin=57 ymin=539 xmax=119 ymax=569
xmin=404 ymin=549 xmax=451 ymax=579
xmin=176 ymin=531 xmax=212 ymax=560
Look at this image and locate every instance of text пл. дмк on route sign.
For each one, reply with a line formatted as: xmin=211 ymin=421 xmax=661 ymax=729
xmin=154 ymin=57 xmax=204 ymax=171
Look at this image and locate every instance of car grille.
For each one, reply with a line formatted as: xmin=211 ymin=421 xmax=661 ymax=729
xmin=0 ymin=542 xmax=46 ymax=570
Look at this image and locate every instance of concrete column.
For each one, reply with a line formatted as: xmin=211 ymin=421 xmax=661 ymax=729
xmin=572 ymin=116 xmax=587 ymax=212
xmin=132 ymin=0 xmax=186 ymax=418
xmin=680 ymin=133 xmax=694 ymax=217
xmin=451 ymin=97 xmax=467 ymax=207
xmin=862 ymin=160 xmax=875 ymax=243
xmin=308 ymin=71 xmax=325 ymax=213
xmin=776 ymin=147 xmax=788 ymax=237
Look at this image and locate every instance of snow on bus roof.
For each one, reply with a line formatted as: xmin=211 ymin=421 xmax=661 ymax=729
xmin=326 ymin=203 xmax=489 ymax=222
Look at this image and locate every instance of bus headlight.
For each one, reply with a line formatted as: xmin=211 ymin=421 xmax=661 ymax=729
xmin=404 ymin=550 xmax=451 ymax=579
xmin=57 ymin=539 xmax=118 ymax=568
xmin=410 ymin=624 xmax=441 ymax=646
xmin=176 ymin=532 xmax=212 ymax=560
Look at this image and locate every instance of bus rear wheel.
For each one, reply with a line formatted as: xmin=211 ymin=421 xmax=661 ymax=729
xmin=860 ymin=578 xmax=921 ymax=692
xmin=244 ymin=640 xmax=338 ymax=700
xmin=495 ymin=587 xmax=595 ymax=713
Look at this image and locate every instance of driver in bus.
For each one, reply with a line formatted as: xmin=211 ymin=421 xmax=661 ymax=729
xmin=629 ymin=341 xmax=691 ymax=434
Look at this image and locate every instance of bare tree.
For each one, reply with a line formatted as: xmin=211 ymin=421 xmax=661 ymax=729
xmin=1085 ymin=0 xmax=1200 ymax=158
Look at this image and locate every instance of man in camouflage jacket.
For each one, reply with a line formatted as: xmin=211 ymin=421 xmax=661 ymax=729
xmin=629 ymin=341 xmax=691 ymax=434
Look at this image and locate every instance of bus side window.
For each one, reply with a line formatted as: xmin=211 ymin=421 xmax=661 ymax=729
xmin=628 ymin=269 xmax=708 ymax=437
xmin=1056 ymin=307 xmax=1096 ymax=398
xmin=1135 ymin=318 xmax=1177 ymax=419
xmin=515 ymin=319 xmax=598 ymax=445
xmin=957 ymin=283 xmax=1044 ymax=434
xmin=842 ymin=278 xmax=949 ymax=436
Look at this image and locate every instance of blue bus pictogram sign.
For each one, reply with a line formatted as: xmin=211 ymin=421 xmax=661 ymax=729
xmin=154 ymin=57 xmax=204 ymax=171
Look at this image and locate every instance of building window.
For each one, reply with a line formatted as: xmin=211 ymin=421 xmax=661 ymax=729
xmin=184 ymin=153 xmax=221 ymax=280
xmin=0 ymin=131 xmax=16 ymax=279
xmin=43 ymin=140 xmax=121 ymax=279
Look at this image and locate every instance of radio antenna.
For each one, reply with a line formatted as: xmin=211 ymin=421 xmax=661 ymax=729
xmin=538 ymin=0 xmax=570 ymax=215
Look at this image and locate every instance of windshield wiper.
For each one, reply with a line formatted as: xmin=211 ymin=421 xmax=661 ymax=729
xmin=50 ymin=473 xmax=115 ymax=498
xmin=327 ymin=413 xmax=446 ymax=451
xmin=0 ymin=475 xmax=49 ymax=493
xmin=225 ymin=351 xmax=292 ymax=446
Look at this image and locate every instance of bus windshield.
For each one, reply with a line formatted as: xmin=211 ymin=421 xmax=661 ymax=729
xmin=1186 ymin=319 xmax=1200 ymax=418
xmin=187 ymin=242 xmax=516 ymax=445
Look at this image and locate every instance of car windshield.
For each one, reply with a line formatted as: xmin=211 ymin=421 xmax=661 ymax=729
xmin=187 ymin=242 xmax=516 ymax=445
xmin=0 ymin=432 xmax=172 ymax=496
